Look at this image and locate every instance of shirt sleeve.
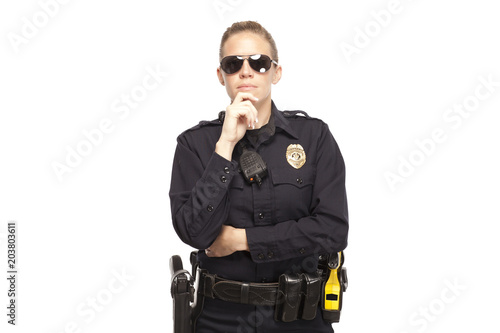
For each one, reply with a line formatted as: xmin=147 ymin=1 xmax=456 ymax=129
xmin=245 ymin=122 xmax=349 ymax=262
xmin=169 ymin=134 xmax=239 ymax=250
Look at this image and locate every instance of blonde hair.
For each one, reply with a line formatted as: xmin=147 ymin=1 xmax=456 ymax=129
xmin=219 ymin=21 xmax=279 ymax=63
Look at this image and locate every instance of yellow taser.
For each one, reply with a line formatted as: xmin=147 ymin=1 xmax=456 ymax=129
xmin=321 ymin=252 xmax=348 ymax=323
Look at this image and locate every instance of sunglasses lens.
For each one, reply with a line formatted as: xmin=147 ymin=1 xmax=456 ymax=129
xmin=249 ymin=54 xmax=272 ymax=73
xmin=221 ymin=56 xmax=242 ymax=74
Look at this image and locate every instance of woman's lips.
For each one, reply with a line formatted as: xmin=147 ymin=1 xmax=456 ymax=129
xmin=237 ymin=85 xmax=257 ymax=91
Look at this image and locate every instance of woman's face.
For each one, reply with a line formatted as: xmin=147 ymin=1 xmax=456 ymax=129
xmin=217 ymin=32 xmax=281 ymax=105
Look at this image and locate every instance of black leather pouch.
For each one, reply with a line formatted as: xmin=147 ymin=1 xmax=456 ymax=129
xmin=299 ymin=272 xmax=322 ymax=320
xmin=274 ymin=273 xmax=302 ymax=322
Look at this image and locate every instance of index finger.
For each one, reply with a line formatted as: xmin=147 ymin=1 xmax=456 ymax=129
xmin=232 ymin=92 xmax=259 ymax=104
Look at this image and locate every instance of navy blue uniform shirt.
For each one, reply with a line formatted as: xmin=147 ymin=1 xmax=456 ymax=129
xmin=169 ymin=101 xmax=348 ymax=283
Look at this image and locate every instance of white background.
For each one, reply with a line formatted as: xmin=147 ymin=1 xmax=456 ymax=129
xmin=1 ymin=0 xmax=499 ymax=332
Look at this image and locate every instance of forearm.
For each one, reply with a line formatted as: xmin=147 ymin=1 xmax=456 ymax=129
xmin=245 ymin=211 xmax=348 ymax=262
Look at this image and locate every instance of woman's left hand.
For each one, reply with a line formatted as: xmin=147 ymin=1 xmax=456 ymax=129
xmin=205 ymin=225 xmax=249 ymax=257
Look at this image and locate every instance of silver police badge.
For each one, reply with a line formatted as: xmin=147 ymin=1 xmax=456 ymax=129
xmin=286 ymin=144 xmax=306 ymax=169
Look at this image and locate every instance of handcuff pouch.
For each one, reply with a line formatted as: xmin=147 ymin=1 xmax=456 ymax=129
xmin=299 ymin=272 xmax=322 ymax=320
xmin=274 ymin=273 xmax=302 ymax=322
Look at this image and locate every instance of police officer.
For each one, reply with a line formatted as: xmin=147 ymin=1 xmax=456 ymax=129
xmin=169 ymin=21 xmax=348 ymax=332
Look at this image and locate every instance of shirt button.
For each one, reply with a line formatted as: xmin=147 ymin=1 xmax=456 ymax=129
xmin=224 ymin=166 xmax=230 ymax=174
xmin=258 ymin=253 xmax=264 ymax=260
xmin=267 ymin=251 xmax=274 ymax=259
xmin=296 ymin=178 xmax=303 ymax=184
xmin=258 ymin=213 xmax=264 ymax=219
xmin=207 ymin=205 xmax=214 ymax=212
xmin=299 ymin=248 xmax=305 ymax=254
xmin=220 ymin=175 xmax=227 ymax=183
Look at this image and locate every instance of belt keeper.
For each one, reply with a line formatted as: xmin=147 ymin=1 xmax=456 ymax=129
xmin=240 ymin=283 xmax=250 ymax=304
xmin=203 ymin=273 xmax=215 ymax=299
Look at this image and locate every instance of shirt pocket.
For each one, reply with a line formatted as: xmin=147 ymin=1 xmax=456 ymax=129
xmin=271 ymin=167 xmax=314 ymax=222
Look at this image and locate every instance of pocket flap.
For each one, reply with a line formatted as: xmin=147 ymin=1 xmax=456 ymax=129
xmin=271 ymin=168 xmax=314 ymax=188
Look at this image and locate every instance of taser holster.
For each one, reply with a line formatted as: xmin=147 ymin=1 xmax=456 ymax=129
xmin=319 ymin=251 xmax=348 ymax=323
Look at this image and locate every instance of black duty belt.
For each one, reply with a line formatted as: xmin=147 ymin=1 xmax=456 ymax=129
xmin=201 ymin=271 xmax=324 ymax=321
xmin=201 ymin=271 xmax=325 ymax=323
xmin=202 ymin=273 xmax=279 ymax=306
xmin=170 ymin=251 xmax=347 ymax=327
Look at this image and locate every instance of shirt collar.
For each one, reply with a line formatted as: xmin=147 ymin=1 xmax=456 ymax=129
xmin=271 ymin=100 xmax=299 ymax=139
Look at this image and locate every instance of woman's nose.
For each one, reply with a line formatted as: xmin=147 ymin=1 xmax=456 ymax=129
xmin=239 ymin=59 xmax=254 ymax=78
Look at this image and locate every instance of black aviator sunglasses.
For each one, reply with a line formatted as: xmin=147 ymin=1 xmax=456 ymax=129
xmin=220 ymin=54 xmax=279 ymax=74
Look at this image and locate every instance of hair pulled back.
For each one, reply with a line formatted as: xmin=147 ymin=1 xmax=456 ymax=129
xmin=219 ymin=21 xmax=279 ymax=63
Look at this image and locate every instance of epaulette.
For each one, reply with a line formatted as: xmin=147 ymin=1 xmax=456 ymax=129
xmin=197 ymin=118 xmax=222 ymax=126
xmin=282 ymin=110 xmax=311 ymax=118
xmin=194 ymin=111 xmax=225 ymax=128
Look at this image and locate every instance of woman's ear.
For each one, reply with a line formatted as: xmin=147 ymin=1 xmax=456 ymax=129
xmin=272 ymin=65 xmax=282 ymax=84
xmin=217 ymin=67 xmax=225 ymax=86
